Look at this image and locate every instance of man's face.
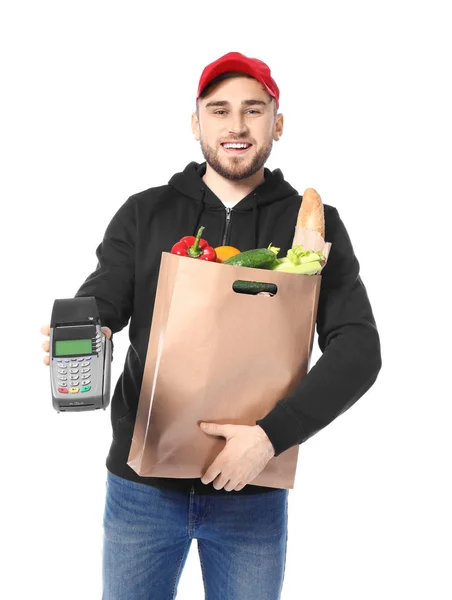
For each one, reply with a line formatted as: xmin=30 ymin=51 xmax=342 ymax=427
xmin=192 ymin=77 xmax=283 ymax=181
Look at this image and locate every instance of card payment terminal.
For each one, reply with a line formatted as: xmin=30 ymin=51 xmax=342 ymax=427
xmin=50 ymin=297 xmax=112 ymax=412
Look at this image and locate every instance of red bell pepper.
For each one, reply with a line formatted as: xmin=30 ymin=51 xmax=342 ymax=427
xmin=171 ymin=226 xmax=217 ymax=262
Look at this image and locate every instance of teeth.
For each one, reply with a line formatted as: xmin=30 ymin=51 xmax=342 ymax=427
xmin=223 ymin=143 xmax=249 ymax=149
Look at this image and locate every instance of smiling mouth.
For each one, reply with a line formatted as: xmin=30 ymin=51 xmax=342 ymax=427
xmin=221 ymin=144 xmax=253 ymax=155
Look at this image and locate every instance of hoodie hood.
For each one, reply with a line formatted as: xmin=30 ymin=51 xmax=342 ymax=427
xmin=168 ymin=161 xmax=299 ymax=247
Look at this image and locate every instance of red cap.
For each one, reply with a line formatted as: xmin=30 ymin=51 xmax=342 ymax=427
xmin=196 ymin=51 xmax=280 ymax=110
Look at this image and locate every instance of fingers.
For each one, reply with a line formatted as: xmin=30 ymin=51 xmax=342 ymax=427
xmin=41 ymin=323 xmax=50 ymax=367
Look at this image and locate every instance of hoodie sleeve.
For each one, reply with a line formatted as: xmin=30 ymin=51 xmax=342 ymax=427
xmin=255 ymin=206 xmax=382 ymax=457
xmin=73 ymin=195 xmax=136 ymax=351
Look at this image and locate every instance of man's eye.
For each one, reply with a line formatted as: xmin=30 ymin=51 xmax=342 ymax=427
xmin=214 ymin=109 xmax=261 ymax=115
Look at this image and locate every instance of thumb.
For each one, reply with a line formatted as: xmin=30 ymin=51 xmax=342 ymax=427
xmin=200 ymin=422 xmax=219 ymax=432
xmin=200 ymin=422 xmax=230 ymax=438
xmin=101 ymin=326 xmax=112 ymax=340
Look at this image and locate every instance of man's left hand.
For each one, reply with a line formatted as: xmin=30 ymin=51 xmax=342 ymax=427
xmin=199 ymin=422 xmax=275 ymax=492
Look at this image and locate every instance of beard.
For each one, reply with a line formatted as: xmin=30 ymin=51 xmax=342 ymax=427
xmin=199 ymin=137 xmax=273 ymax=181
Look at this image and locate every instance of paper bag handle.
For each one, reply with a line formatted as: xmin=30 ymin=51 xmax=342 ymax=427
xmin=232 ymin=280 xmax=278 ymax=296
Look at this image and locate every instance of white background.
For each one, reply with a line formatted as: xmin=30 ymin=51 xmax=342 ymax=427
xmin=1 ymin=1 xmax=451 ymax=598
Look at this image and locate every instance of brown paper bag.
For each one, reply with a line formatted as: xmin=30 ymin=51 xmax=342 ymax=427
xmin=128 ymin=231 xmax=331 ymax=489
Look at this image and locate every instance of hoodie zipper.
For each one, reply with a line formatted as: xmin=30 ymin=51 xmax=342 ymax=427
xmin=222 ymin=207 xmax=232 ymax=245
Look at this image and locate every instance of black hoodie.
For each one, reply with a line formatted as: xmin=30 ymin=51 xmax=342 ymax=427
xmin=75 ymin=161 xmax=382 ymax=495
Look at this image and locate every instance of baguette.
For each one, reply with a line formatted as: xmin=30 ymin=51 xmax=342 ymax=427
xmin=297 ymin=188 xmax=325 ymax=239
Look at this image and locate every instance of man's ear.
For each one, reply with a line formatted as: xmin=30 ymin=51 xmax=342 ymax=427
xmin=191 ymin=113 xmax=200 ymax=141
xmin=274 ymin=113 xmax=284 ymax=141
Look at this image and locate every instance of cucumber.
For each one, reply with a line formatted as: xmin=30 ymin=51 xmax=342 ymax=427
xmin=223 ymin=248 xmax=278 ymax=269
xmin=232 ymin=280 xmax=277 ymax=295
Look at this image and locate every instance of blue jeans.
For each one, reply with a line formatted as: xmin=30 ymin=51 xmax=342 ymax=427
xmin=102 ymin=470 xmax=289 ymax=599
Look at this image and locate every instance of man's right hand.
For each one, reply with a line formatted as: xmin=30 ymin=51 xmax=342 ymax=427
xmin=40 ymin=324 xmax=113 ymax=366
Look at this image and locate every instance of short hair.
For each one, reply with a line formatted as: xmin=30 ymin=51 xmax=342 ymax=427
xmin=196 ymin=71 xmax=278 ymax=118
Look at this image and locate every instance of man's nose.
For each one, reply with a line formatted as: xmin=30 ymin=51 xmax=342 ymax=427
xmin=227 ymin=115 xmax=248 ymax=134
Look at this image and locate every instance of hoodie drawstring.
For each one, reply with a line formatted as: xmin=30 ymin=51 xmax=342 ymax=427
xmin=252 ymin=193 xmax=260 ymax=248
xmin=192 ymin=188 xmax=206 ymax=236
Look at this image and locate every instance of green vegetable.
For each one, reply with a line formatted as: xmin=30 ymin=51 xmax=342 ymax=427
xmin=223 ymin=244 xmax=280 ymax=269
xmin=269 ymin=244 xmax=325 ymax=275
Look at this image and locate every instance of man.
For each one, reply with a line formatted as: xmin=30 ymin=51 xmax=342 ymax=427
xmin=41 ymin=52 xmax=382 ymax=599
